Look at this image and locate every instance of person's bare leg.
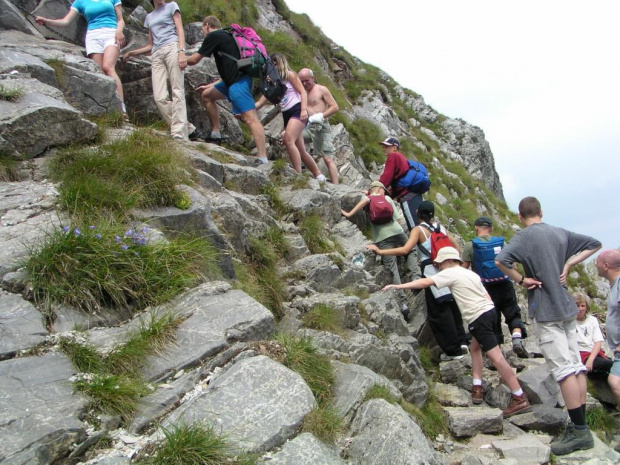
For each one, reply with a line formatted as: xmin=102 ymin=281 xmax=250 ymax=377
xmin=238 ymin=109 xmax=267 ymax=159
xmin=486 ymin=345 xmax=521 ymax=391
xmin=97 ymin=46 xmax=124 ymax=103
xmin=200 ymin=85 xmax=225 ymax=134
xmin=282 ymin=119 xmax=304 ymax=172
xmin=470 ymin=338 xmax=484 ymax=381
xmin=323 ymin=155 xmax=339 ymax=184
xmin=608 ymin=373 xmax=620 ymax=411
xmin=558 ymin=373 xmax=586 ymax=409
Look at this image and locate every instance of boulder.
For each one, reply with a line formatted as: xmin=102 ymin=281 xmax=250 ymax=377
xmin=0 ymin=352 xmax=88 ymax=464
xmin=0 ymin=0 xmax=42 ymax=36
xmin=491 ymin=435 xmax=550 ymax=464
xmin=0 ymin=49 xmax=56 ymax=86
xmin=0 ymin=78 xmax=97 ymax=158
xmin=164 ymin=355 xmax=315 ymax=453
xmin=506 ymin=404 xmax=568 ymax=435
xmin=518 ymin=364 xmax=562 ymax=407
xmin=293 ymin=293 xmax=361 ymax=330
xmin=258 ymin=432 xmax=345 ymax=465
xmin=444 ymin=406 xmax=503 ymax=437
xmin=0 ymin=293 xmax=47 ymax=359
xmin=346 ymin=399 xmax=444 ymax=464
xmin=32 ymin=0 xmax=87 ymax=43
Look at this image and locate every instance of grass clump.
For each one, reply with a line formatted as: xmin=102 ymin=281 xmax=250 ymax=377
xmin=26 ymin=223 xmax=220 ymax=314
xmin=302 ymin=303 xmax=343 ymax=334
xmin=143 ymin=421 xmax=255 ymax=465
xmin=586 ymin=406 xmax=616 ymax=436
xmin=363 ymin=384 xmax=398 ymax=405
xmin=0 ymin=151 xmax=21 ymax=181
xmin=341 ymin=117 xmax=385 ymax=168
xmin=48 ymin=129 xmax=193 ymax=219
xmin=301 ymin=405 xmax=344 ymax=444
xmin=276 ymin=334 xmax=334 ymax=406
xmin=298 ymin=213 xmax=338 ymax=255
xmin=0 ymin=82 xmax=23 ymax=102
xmin=399 ymin=386 xmax=448 ymax=438
xmin=261 ymin=182 xmax=288 ymax=216
xmin=176 ymin=0 xmax=258 ymax=24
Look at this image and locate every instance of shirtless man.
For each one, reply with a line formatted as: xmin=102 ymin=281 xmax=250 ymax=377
xmin=298 ymin=68 xmax=339 ymax=183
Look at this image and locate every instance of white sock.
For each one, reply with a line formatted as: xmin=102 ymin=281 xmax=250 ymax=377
xmin=211 ymin=131 xmax=221 ymax=138
xmin=258 ymin=157 xmax=269 ymax=164
xmin=512 ymin=388 xmax=523 ymax=396
xmin=473 ymin=378 xmax=482 ymax=386
xmin=121 ymin=102 xmax=126 ymax=113
xmin=512 ymin=332 xmax=522 ymax=339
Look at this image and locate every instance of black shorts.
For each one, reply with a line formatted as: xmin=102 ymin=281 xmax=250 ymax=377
xmin=468 ymin=309 xmax=499 ymax=352
xmin=282 ymin=102 xmax=307 ymax=128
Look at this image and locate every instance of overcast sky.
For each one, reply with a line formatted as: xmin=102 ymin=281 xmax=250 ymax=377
xmin=285 ymin=0 xmax=619 ymax=251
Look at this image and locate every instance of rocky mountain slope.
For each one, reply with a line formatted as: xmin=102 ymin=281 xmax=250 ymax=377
xmin=1 ymin=0 xmax=619 ymax=464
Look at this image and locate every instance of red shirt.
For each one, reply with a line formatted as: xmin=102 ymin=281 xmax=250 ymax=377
xmin=379 ymin=151 xmax=410 ymax=197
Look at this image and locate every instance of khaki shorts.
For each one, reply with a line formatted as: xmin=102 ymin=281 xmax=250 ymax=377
xmin=534 ymin=318 xmax=586 ymax=382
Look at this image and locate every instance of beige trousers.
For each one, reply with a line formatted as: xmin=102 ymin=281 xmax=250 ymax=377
xmin=151 ymin=41 xmax=194 ymax=138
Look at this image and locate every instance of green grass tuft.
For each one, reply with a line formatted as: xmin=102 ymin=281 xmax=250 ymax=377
xmin=0 ymin=151 xmax=21 ymax=181
xmin=276 ymin=334 xmax=334 ymax=406
xmin=302 ymin=405 xmax=344 ymax=444
xmin=363 ymin=384 xmax=398 ymax=405
xmin=26 ymin=223 xmax=220 ymax=314
xmin=586 ymin=406 xmax=617 ymax=436
xmin=302 ymin=303 xmax=343 ymax=334
xmin=298 ymin=213 xmax=337 ymax=255
xmin=48 ymin=129 xmax=193 ymax=219
xmin=399 ymin=384 xmax=448 ymax=438
xmin=0 ymin=83 xmax=23 ymax=102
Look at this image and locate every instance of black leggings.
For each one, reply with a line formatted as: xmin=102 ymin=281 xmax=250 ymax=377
xmin=424 ymin=288 xmax=467 ymax=356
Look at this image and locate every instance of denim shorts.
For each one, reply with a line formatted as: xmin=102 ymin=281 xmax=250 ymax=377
xmin=214 ymin=75 xmax=255 ymax=115
xmin=611 ymin=352 xmax=620 ymax=378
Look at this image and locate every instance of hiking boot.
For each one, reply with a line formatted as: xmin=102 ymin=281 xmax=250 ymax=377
xmin=512 ymin=338 xmax=529 ymax=358
xmin=503 ymin=393 xmax=531 ymax=418
xmin=471 ymin=385 xmax=484 ymax=405
xmin=440 ymin=353 xmax=464 ymax=362
xmin=188 ymin=130 xmax=200 ymax=141
xmin=550 ymin=423 xmax=594 ymax=456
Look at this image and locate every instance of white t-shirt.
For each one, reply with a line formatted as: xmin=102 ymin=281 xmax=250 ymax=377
xmin=144 ymin=2 xmax=181 ymax=52
xmin=575 ymin=314 xmax=604 ymax=353
xmin=431 ymin=265 xmax=494 ymax=324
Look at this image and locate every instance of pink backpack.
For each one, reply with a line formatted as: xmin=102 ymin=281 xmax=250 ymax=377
xmin=218 ymin=24 xmax=268 ymax=78
xmin=367 ymin=195 xmax=394 ymax=225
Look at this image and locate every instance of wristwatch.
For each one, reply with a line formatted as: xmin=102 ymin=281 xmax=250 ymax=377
xmin=179 ymin=48 xmax=186 ymax=53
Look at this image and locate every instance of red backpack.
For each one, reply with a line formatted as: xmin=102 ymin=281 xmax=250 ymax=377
xmin=367 ymin=195 xmax=394 ymax=225
xmin=419 ymin=223 xmax=454 ymax=260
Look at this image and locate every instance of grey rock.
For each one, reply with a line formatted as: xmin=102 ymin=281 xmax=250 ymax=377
xmin=518 ymin=363 xmax=562 ymax=407
xmin=0 ymin=0 xmax=42 ymax=36
xmin=258 ymin=432 xmax=345 ymax=465
xmin=132 ymin=185 xmax=235 ymax=278
xmin=331 ymin=360 xmax=401 ymax=422
xmin=129 ymin=5 xmax=148 ymax=26
xmin=491 ymin=435 xmax=550 ymax=464
xmin=294 ymin=293 xmax=361 ymax=330
xmin=2 ymin=269 xmax=28 ymax=294
xmin=0 ymin=352 xmax=88 ymax=464
xmin=0 ymin=49 xmax=56 ymax=86
xmin=362 ymin=291 xmax=409 ymax=336
xmin=507 ymin=404 xmax=568 ymax=435
xmin=0 ymin=79 xmax=97 ymax=158
xmin=184 ymin=21 xmax=203 ymax=46
xmin=290 ymin=254 xmax=343 ymax=292
xmin=0 ymin=293 xmax=47 ymax=359
xmin=434 ymin=382 xmax=472 ymax=407
xmin=129 ymin=369 xmax=201 ymax=434
xmin=164 ymin=355 xmax=315 ymax=453
xmin=283 ymin=187 xmax=341 ymax=226
xmin=222 ymin=162 xmax=271 ymax=195
xmin=347 ymin=398 xmax=444 ymax=464
xmin=444 ymin=406 xmax=503 ymax=437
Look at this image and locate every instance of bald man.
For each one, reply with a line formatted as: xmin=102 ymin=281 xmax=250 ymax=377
xmin=596 ymin=249 xmax=620 ymax=423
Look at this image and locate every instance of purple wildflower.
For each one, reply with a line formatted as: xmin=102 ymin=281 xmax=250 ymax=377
xmin=95 ymin=234 xmax=102 ymax=239
xmin=125 ymin=229 xmax=133 ymax=237
xmin=115 ymin=235 xmax=121 ymax=243
xmin=121 ymin=244 xmax=128 ymax=250
xmin=74 ymin=228 xmax=81 ymax=236
xmin=89 ymin=225 xmax=95 ymax=230
xmin=62 ymin=226 xmax=69 ymax=232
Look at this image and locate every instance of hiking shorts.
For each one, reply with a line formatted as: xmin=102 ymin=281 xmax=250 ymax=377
xmin=214 ymin=75 xmax=255 ymax=115
xmin=611 ymin=351 xmax=620 ymax=378
xmin=303 ymin=119 xmax=334 ymax=157
xmin=282 ymin=102 xmax=307 ymax=128
xmin=468 ymin=309 xmax=500 ymax=352
xmin=534 ymin=318 xmax=587 ymax=382
xmin=85 ymin=28 xmax=118 ymax=56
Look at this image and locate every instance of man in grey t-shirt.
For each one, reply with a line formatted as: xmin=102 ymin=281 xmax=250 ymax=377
xmin=495 ymin=196 xmax=601 ymax=456
xmin=595 ymin=249 xmax=620 ymax=422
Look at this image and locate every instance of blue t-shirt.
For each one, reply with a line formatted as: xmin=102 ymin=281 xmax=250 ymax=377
xmin=71 ymin=0 xmax=121 ymax=31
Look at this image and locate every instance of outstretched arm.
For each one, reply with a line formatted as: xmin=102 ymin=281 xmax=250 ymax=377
xmin=341 ymin=195 xmax=370 ymax=218
xmin=122 ymin=31 xmax=154 ymax=61
xmin=384 ymin=277 xmax=435 ymax=291
xmin=35 ymin=8 xmax=78 ymax=27
xmin=368 ymin=227 xmax=419 ymax=256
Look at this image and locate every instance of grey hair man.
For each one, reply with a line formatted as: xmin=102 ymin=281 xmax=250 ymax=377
xmin=298 ymin=68 xmax=339 ymax=183
xmin=495 ymin=196 xmax=601 ymax=456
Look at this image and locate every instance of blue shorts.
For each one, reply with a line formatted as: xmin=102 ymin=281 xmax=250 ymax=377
xmin=611 ymin=352 xmax=620 ymax=378
xmin=214 ymin=75 xmax=255 ymax=115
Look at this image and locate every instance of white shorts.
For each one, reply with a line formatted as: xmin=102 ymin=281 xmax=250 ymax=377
xmin=85 ymin=28 xmax=118 ymax=56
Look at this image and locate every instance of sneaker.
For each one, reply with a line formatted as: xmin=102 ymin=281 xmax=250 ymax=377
xmin=512 ymin=338 xmax=529 ymax=359
xmin=440 ymin=353 xmax=464 ymax=362
xmin=471 ymin=385 xmax=484 ymax=405
xmin=188 ymin=130 xmax=200 ymax=141
xmin=503 ymin=393 xmax=531 ymax=418
xmin=401 ymin=304 xmax=410 ymax=323
xmin=315 ymin=174 xmax=327 ymax=182
xmin=173 ymin=135 xmax=185 ymax=140
xmin=461 ymin=344 xmax=469 ymax=355
xmin=550 ymin=423 xmax=594 ymax=456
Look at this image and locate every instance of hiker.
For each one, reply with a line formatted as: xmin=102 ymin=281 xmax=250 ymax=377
xmin=342 ymin=181 xmax=416 ymax=320
xmin=378 ymin=137 xmax=429 ymax=231
xmin=383 ymin=247 xmax=532 ymax=418
xmin=255 ymin=54 xmax=325 ymax=181
xmin=298 ymin=68 xmax=339 ymax=183
xmin=186 ymin=16 xmax=268 ymax=163
xmin=573 ymin=292 xmax=613 ymax=381
xmin=122 ymin=0 xmax=195 ymax=140
xmin=35 ymin=0 xmax=127 ymax=118
xmin=595 ymin=249 xmax=620 ymax=418
xmin=495 ymin=196 xmax=601 ymax=456
xmin=461 ymin=216 xmax=528 ymax=358
xmin=367 ymin=200 xmax=468 ymax=360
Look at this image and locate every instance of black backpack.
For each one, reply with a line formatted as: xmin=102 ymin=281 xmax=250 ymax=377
xmin=259 ymin=58 xmax=287 ymax=105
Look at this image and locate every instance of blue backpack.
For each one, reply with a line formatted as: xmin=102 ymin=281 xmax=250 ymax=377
xmin=395 ymin=160 xmax=431 ymax=194
xmin=472 ymin=236 xmax=509 ymax=283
